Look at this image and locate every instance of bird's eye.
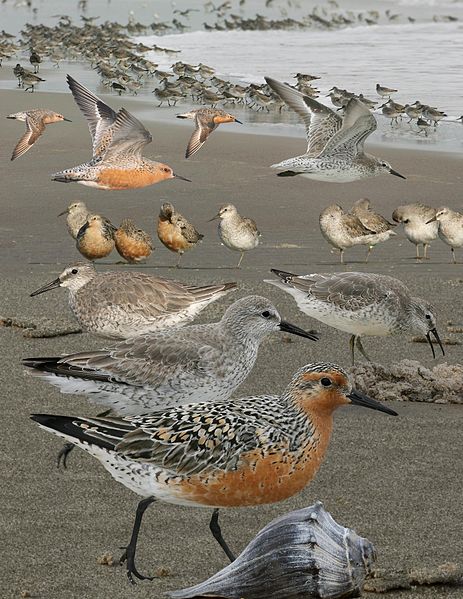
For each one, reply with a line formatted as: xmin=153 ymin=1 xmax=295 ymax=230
xmin=320 ymin=377 xmax=332 ymax=387
xmin=71 ymin=269 xmax=78 ymax=275
xmin=425 ymin=314 xmax=431 ymax=320
xmin=163 ymin=167 xmax=170 ymax=173
xmin=261 ymin=311 xmax=271 ymax=318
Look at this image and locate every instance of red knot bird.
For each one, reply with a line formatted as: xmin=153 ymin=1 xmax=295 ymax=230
xmin=426 ymin=207 xmax=463 ymax=263
xmin=319 ymin=204 xmax=396 ymax=264
xmin=209 ymin=204 xmax=260 ymax=268
xmin=58 ymin=201 xmax=90 ymax=239
xmin=115 ymin=218 xmax=154 ymax=263
xmin=31 ymin=361 xmax=395 ymax=583
xmin=7 ymin=109 xmax=71 ymax=161
xmin=267 ymin=270 xmax=443 ymax=364
xmin=176 ymin=108 xmax=242 ymax=158
xmin=76 ymin=214 xmax=116 ymax=261
xmin=51 ymin=75 xmax=191 ymax=190
xmin=30 ymin=262 xmax=238 ymax=339
xmin=376 ymin=83 xmax=398 ymax=100
xmin=392 ymin=203 xmax=439 ymax=260
xmin=349 ymin=198 xmax=397 ymax=261
xmin=264 ymin=77 xmax=405 ymax=183
xmin=157 ymin=202 xmax=203 ymax=267
xmin=23 ymin=296 xmax=319 ymax=415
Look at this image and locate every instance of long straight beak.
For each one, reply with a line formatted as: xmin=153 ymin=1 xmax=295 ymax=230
xmin=30 ymin=277 xmax=61 ymax=297
xmin=426 ymin=216 xmax=437 ymax=224
xmin=426 ymin=329 xmax=445 ymax=358
xmin=208 ymin=214 xmax=220 ymax=222
xmin=63 ymin=117 xmax=72 ymax=122
xmin=279 ymin=320 xmax=319 ymax=341
xmin=174 ymin=173 xmax=192 ymax=182
xmin=389 ymin=168 xmax=406 ymax=179
xmin=57 ymin=209 xmax=68 ymax=217
xmin=348 ymin=389 xmax=397 ymax=416
xmin=235 ymin=119 xmax=243 ymax=124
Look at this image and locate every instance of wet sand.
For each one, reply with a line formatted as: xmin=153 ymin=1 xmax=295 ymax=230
xmin=1 ymin=86 xmax=463 ymax=598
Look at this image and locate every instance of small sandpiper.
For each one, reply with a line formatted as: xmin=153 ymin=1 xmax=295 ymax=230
xmin=267 ymin=269 xmax=443 ymax=364
xmin=30 ymin=262 xmax=237 ymax=339
xmin=157 ymin=202 xmax=203 ymax=267
xmin=176 ymin=108 xmax=242 ymax=158
xmin=376 ymin=83 xmax=398 ymax=100
xmin=76 ymin=214 xmax=116 ymax=261
xmin=350 ymin=198 xmax=397 ymax=261
xmin=392 ymin=203 xmax=438 ymax=259
xmin=210 ymin=204 xmax=260 ymax=268
xmin=7 ymin=109 xmax=71 ymax=160
xmin=115 ymin=218 xmax=154 ymax=263
xmin=58 ymin=201 xmax=90 ymax=239
xmin=427 ymin=207 xmax=463 ymax=263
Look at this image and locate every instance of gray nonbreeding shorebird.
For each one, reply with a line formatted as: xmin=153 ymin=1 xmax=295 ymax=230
xmin=7 ymin=109 xmax=71 ymax=160
xmin=264 ymin=77 xmax=405 ymax=183
xmin=426 ymin=207 xmax=463 ymax=263
xmin=350 ymin=198 xmax=397 ymax=261
xmin=23 ymin=296 xmax=318 ymax=415
xmin=30 ymin=262 xmax=238 ymax=339
xmin=266 ymin=270 xmax=443 ymax=364
xmin=319 ymin=204 xmax=396 ymax=264
xmin=176 ymin=108 xmax=242 ymax=158
xmin=58 ymin=201 xmax=90 ymax=239
xmin=392 ymin=203 xmax=438 ymax=259
xmin=210 ymin=204 xmax=260 ymax=268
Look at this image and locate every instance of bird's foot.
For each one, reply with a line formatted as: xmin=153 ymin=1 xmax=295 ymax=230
xmin=119 ymin=546 xmax=154 ymax=585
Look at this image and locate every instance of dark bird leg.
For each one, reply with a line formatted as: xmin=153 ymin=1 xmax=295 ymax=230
xmin=356 ymin=337 xmax=372 ymax=362
xmin=209 ymin=508 xmax=236 ymax=562
xmin=349 ymin=334 xmax=356 ymax=365
xmin=120 ymin=497 xmax=156 ymax=584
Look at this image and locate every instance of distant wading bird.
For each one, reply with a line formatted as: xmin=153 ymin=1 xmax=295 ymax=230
xmin=264 ymin=77 xmax=405 ymax=182
xmin=51 ymin=75 xmax=190 ymax=190
xmin=176 ymin=108 xmax=242 ymax=158
xmin=31 ymin=362 xmax=395 ymax=583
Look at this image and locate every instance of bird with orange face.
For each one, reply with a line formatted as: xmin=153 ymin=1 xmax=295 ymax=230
xmin=31 ymin=362 xmax=396 ymax=584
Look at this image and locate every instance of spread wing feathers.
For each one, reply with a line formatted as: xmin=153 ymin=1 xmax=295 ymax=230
xmin=270 ymin=270 xmax=407 ymax=312
xmin=103 ymin=108 xmax=152 ymax=159
xmin=185 ymin=120 xmax=213 ymax=158
xmin=23 ymin=333 xmax=223 ymax=387
xmin=11 ymin=117 xmax=44 ymax=160
xmin=265 ymin=77 xmax=341 ymax=156
xmin=319 ymin=99 xmax=377 ymax=158
xmin=66 ymin=74 xmax=118 ymax=156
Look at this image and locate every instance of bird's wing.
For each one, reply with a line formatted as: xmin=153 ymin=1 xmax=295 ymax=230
xmin=102 ymin=107 xmax=152 ymax=159
xmin=185 ymin=114 xmax=216 ymax=158
xmin=242 ymin=217 xmax=260 ymax=235
xmin=342 ymin=214 xmax=377 ymax=236
xmin=176 ymin=216 xmax=203 ymax=243
xmin=66 ymin=74 xmax=118 ymax=157
xmin=357 ymin=212 xmax=394 ymax=233
xmin=10 ymin=116 xmax=44 ymax=160
xmin=265 ymin=77 xmax=341 ymax=156
xmin=319 ymin=98 xmax=377 ymax=158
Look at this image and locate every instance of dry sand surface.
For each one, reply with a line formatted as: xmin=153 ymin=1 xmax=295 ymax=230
xmin=1 ymin=87 xmax=462 ymax=598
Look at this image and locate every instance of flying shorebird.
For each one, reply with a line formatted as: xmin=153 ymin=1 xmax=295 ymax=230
xmin=7 ymin=110 xmax=71 ymax=161
xmin=51 ymin=75 xmax=190 ymax=190
xmin=176 ymin=108 xmax=242 ymax=158
xmin=31 ymin=362 xmax=395 ymax=583
xmin=264 ymin=77 xmax=405 ymax=183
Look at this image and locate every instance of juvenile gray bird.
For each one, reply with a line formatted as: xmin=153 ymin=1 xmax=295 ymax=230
xmin=58 ymin=201 xmax=90 ymax=239
xmin=210 ymin=204 xmax=260 ymax=268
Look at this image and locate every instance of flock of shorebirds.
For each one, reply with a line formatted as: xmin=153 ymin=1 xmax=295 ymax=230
xmin=5 ymin=65 xmax=450 ymax=588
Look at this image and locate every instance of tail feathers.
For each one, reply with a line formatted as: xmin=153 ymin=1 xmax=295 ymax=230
xmin=31 ymin=413 xmax=134 ymax=450
xmin=186 ymin=281 xmax=237 ymax=301
xmin=23 ymin=356 xmax=113 ymax=383
xmin=276 ymin=170 xmax=300 ymax=177
xmin=51 ymin=171 xmax=81 ymax=183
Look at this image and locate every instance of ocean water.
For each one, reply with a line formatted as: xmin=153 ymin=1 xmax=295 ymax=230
xmin=1 ymin=0 xmax=462 ymax=152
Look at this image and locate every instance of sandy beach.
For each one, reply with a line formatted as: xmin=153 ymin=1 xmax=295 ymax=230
xmin=1 ymin=85 xmax=463 ymax=598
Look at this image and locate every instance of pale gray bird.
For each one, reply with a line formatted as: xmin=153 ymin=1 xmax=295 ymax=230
xmin=392 ymin=203 xmax=438 ymax=259
xmin=58 ymin=201 xmax=90 ymax=239
xmin=210 ymin=204 xmax=260 ymax=268
xmin=23 ymin=296 xmax=318 ymax=415
xmin=426 ymin=207 xmax=463 ymax=263
xmin=30 ymin=262 xmax=238 ymax=339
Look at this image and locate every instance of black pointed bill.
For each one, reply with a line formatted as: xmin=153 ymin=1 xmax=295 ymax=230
xmin=279 ymin=320 xmax=319 ymax=341
xmin=426 ymin=328 xmax=445 ymax=358
xmin=235 ymin=119 xmax=243 ymax=124
xmin=174 ymin=173 xmax=192 ymax=182
xmin=389 ymin=168 xmax=406 ymax=179
xmin=63 ymin=118 xmax=72 ymax=122
xmin=426 ymin=216 xmax=437 ymax=224
xmin=30 ymin=277 xmax=61 ymax=297
xmin=348 ymin=389 xmax=397 ymax=416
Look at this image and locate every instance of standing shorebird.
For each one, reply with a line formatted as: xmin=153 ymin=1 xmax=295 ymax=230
xmin=76 ymin=214 xmax=116 ymax=261
xmin=426 ymin=207 xmax=463 ymax=263
xmin=267 ymin=270 xmax=443 ymax=364
xmin=210 ymin=204 xmax=260 ymax=268
xmin=157 ymin=202 xmax=203 ymax=267
xmin=30 ymin=262 xmax=238 ymax=339
xmin=115 ymin=219 xmax=154 ymax=263
xmin=392 ymin=203 xmax=438 ymax=260
xmin=58 ymin=201 xmax=90 ymax=239
xmin=319 ymin=204 xmax=395 ymax=264
xmin=23 ymin=296 xmax=318 ymax=415
xmin=176 ymin=108 xmax=242 ymax=158
xmin=264 ymin=77 xmax=405 ymax=182
xmin=376 ymin=83 xmax=398 ymax=100
xmin=31 ymin=361 xmax=395 ymax=583
xmin=349 ymin=198 xmax=397 ymax=261
xmin=51 ymin=75 xmax=190 ymax=190
xmin=7 ymin=109 xmax=71 ymax=161
xmin=29 ymin=49 xmax=41 ymax=73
